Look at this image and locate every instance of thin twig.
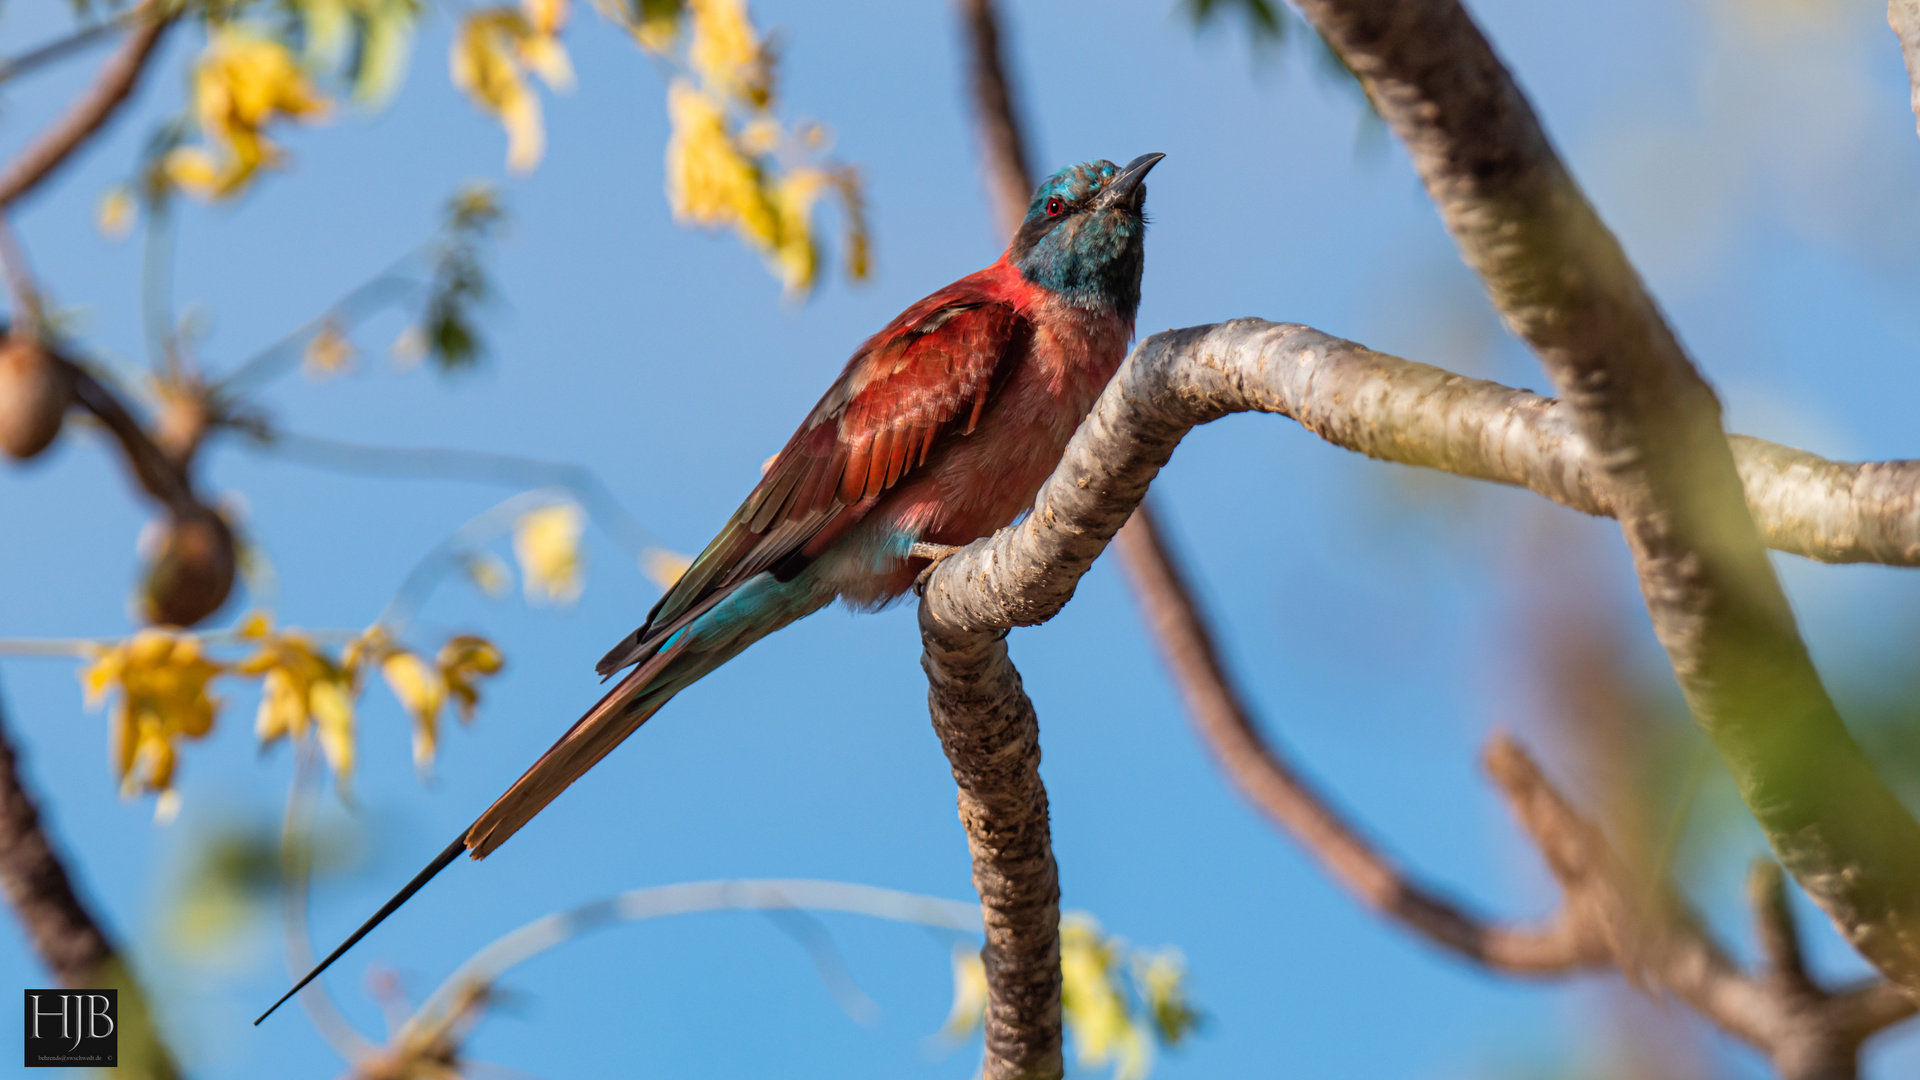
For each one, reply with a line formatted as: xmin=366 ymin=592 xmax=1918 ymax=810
xmin=59 ymin=357 xmax=197 ymax=512
xmin=0 ymin=216 xmax=45 ymax=338
xmin=0 ymin=6 xmax=173 ymax=209
xmin=1113 ymin=504 xmax=1601 ymax=972
xmin=0 ymin=9 xmax=145 ymax=87
xmin=251 ymin=430 xmax=658 ymax=557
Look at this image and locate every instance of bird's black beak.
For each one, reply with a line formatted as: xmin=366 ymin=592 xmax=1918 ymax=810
xmin=1093 ymin=152 xmax=1165 ymax=212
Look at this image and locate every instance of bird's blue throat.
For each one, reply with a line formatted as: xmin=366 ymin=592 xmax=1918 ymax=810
xmin=1010 ymin=159 xmax=1149 ymax=321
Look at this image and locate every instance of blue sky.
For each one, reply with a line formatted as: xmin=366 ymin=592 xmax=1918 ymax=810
xmin=4 ymin=0 xmax=1920 ymax=1076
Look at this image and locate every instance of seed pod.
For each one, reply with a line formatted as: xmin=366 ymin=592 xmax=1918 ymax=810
xmin=0 ymin=336 xmax=69 ymax=460
xmin=141 ymin=508 xmax=236 ymax=627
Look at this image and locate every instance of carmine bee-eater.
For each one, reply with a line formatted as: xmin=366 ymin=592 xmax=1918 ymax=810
xmin=258 ymin=151 xmax=1163 ymax=1024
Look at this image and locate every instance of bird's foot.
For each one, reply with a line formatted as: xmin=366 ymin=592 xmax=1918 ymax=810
xmin=911 ymin=542 xmax=965 ymax=595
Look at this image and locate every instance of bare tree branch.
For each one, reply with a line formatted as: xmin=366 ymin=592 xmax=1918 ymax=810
xmin=920 ymin=620 xmax=1062 ymax=1080
xmin=1288 ymin=0 xmax=1920 ymax=995
xmin=1892 ymin=0 xmax=1920 ymax=141
xmin=60 ymin=357 xmax=198 ymax=513
xmin=956 ymin=0 xmax=1035 ymax=238
xmin=921 ymin=319 xmax=1920 ymax=635
xmin=1482 ymin=737 xmax=1918 ymax=1080
xmin=0 ymin=6 xmax=172 ymax=210
xmin=0 ymin=687 xmax=181 ymax=1079
xmin=1112 ymin=505 xmax=1601 ymax=972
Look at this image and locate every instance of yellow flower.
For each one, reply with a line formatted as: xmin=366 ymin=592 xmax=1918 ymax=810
xmin=381 ymin=650 xmax=446 ymax=772
xmin=665 ymin=80 xmax=778 ymax=244
xmin=513 ymin=503 xmax=586 ymax=604
xmin=688 ymin=0 xmax=770 ymax=107
xmin=165 ymin=29 xmax=331 ymax=199
xmin=452 ymin=6 xmax=573 ymax=173
xmin=236 ymin=617 xmax=357 ymax=786
xmin=1061 ymin=915 xmax=1150 ymax=1080
xmin=438 ymin=634 xmax=505 ymax=722
xmin=770 ymin=166 xmax=828 ymax=293
xmin=640 ymin=547 xmax=693 ymax=589
xmin=82 ymin=630 xmax=223 ymax=797
xmin=96 ymin=187 xmax=137 ymax=240
xmin=940 ymin=946 xmax=989 ymax=1040
xmin=628 ymin=0 xmax=686 ymax=53
xmin=523 ymin=0 xmax=569 ymax=38
xmin=304 ymin=320 xmax=356 ymax=378
xmin=1133 ymin=949 xmax=1200 ymax=1046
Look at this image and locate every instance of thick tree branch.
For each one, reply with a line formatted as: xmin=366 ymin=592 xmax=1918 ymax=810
xmin=0 ymin=691 xmax=181 ymax=1079
xmin=1893 ymin=1 xmax=1920 ymax=141
xmin=921 ymin=319 xmax=1920 ymax=636
xmin=0 ymin=6 xmax=172 ymax=209
xmin=920 ymin=622 xmax=1062 ymax=1080
xmin=1112 ymin=505 xmax=1601 ymax=972
xmin=1290 ymin=0 xmax=1920 ymax=994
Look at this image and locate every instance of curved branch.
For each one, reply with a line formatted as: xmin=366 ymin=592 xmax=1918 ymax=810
xmin=1290 ymin=0 xmax=1920 ymax=995
xmin=922 ymin=317 xmax=1920 ymax=1000
xmin=0 ymin=6 xmax=172 ymax=209
xmin=921 ymin=321 xmax=1920 ymax=633
xmin=919 ymin=622 xmax=1062 ymax=1080
xmin=60 ymin=357 xmax=197 ymax=513
xmin=1112 ymin=506 xmax=1600 ymax=972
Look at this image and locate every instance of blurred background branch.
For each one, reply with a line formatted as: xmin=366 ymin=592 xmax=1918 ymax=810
xmin=1290 ymin=0 xmax=1920 ymax=996
xmin=0 ymin=1 xmax=173 ymax=210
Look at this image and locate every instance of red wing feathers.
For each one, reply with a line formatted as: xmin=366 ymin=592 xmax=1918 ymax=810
xmin=594 ymin=288 xmax=1029 ymax=678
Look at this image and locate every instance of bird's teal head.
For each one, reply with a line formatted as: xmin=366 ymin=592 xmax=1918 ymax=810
xmin=1010 ymin=153 xmax=1162 ymax=320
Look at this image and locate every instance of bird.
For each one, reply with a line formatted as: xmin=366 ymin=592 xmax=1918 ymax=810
xmin=257 ymin=151 xmax=1162 ymax=1024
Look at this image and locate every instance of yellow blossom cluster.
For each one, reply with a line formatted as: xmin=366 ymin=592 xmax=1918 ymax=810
xmin=84 ymin=631 xmax=221 ymax=801
xmin=166 ymin=28 xmax=332 ymax=199
xmin=451 ymin=0 xmax=576 ymax=173
xmin=1061 ymin=916 xmax=1152 ymax=1080
xmin=375 ymin=633 xmax=505 ymax=774
xmin=513 ymin=503 xmax=586 ymax=604
xmin=942 ymin=914 xmax=1199 ymax=1080
xmin=237 ymin=616 xmax=358 ymax=784
xmin=650 ymin=0 xmax=869 ymax=294
xmin=79 ymin=614 xmax=504 ymax=807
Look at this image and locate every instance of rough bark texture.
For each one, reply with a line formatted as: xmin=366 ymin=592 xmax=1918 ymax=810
xmin=915 ymin=312 xmax=1920 ymax=1071
xmin=921 ymin=624 xmax=1062 ymax=1080
xmin=1290 ymin=0 xmax=1920 ymax=994
xmin=0 ymin=8 xmax=171 ymax=209
xmin=0 ymin=696 xmax=180 ymax=1079
xmin=1893 ymin=0 xmax=1920 ymax=141
xmin=921 ymin=319 xmax=1920 ymax=631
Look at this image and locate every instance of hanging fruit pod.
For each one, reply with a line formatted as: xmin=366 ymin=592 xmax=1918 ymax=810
xmin=0 ymin=335 xmax=69 ymax=460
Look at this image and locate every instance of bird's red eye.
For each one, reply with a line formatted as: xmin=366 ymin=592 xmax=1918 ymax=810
xmin=1045 ymin=197 xmax=1064 ymax=217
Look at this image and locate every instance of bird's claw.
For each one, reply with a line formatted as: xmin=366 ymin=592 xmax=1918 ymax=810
xmin=911 ymin=542 xmax=964 ymax=596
